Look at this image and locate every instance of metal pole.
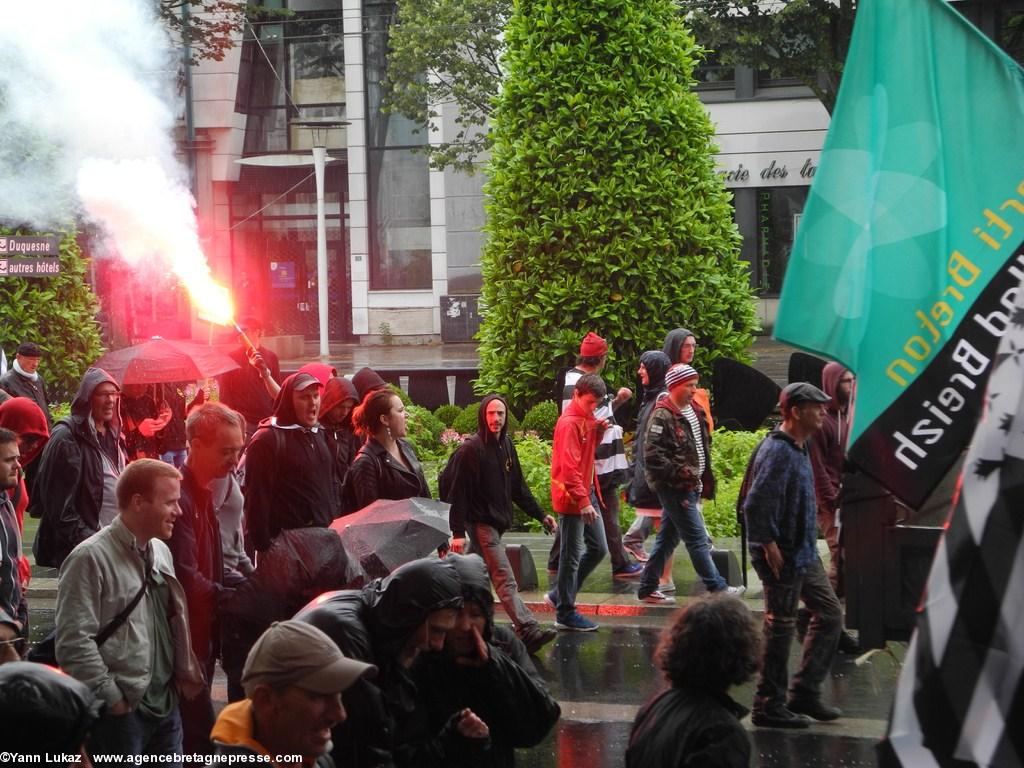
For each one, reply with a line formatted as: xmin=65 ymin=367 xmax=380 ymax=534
xmin=312 ymin=143 xmax=330 ymax=359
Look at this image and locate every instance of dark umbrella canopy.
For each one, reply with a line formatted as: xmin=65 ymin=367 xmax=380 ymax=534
xmin=331 ymin=497 xmax=451 ymax=579
xmin=94 ymin=337 xmax=239 ymax=385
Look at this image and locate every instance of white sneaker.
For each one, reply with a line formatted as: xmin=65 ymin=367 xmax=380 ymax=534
xmin=658 ymin=582 xmax=676 ymax=593
xmin=640 ymin=590 xmax=676 ymax=605
xmin=724 ymin=585 xmax=746 ymax=596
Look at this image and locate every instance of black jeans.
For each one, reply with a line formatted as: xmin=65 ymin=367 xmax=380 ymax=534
xmin=753 ymin=556 xmax=842 ymax=710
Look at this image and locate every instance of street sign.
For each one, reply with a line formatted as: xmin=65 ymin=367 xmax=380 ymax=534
xmin=0 ymin=236 xmax=60 ymax=255
xmin=0 ymin=258 xmax=61 ymax=277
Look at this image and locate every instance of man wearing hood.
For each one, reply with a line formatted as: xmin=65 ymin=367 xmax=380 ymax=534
xmin=662 ymin=328 xmax=714 ymax=431
xmin=807 ymin=363 xmax=859 ymax=654
xmin=0 ymin=397 xmax=50 ymax=589
xmin=320 ymin=376 xmax=362 ymax=489
xmin=623 ymin=351 xmax=672 ymax=563
xmin=32 ymin=367 xmax=127 ymax=569
xmin=448 ymin=395 xmax=558 ymax=654
xmin=294 ymin=557 xmax=465 ymax=768
xmin=408 ymin=554 xmax=562 ymax=768
xmin=242 ymin=372 xmax=339 ymax=553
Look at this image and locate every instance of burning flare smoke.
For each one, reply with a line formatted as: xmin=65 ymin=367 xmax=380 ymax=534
xmin=0 ymin=0 xmax=233 ymax=325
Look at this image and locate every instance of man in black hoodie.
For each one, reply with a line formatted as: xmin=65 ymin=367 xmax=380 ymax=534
xmin=31 ymin=368 xmax=127 ymax=569
xmin=409 ymin=554 xmax=561 ymax=768
xmin=242 ymin=372 xmax=339 ymax=553
xmin=294 ymin=557 xmax=465 ymax=768
xmin=448 ymin=395 xmax=558 ymax=654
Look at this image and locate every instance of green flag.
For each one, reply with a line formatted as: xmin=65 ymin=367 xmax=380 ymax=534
xmin=775 ymin=0 xmax=1024 ymax=506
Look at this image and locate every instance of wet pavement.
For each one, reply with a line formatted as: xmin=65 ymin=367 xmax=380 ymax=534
xmin=27 ymin=531 xmax=902 ymax=767
xmin=515 ymin=614 xmax=901 ymax=767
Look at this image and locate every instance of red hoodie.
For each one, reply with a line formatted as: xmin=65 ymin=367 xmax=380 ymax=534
xmin=0 ymin=397 xmax=50 ymax=586
xmin=550 ymin=398 xmax=605 ymax=515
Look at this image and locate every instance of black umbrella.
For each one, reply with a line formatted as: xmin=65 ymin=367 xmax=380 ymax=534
xmin=331 ymin=497 xmax=451 ymax=579
xmin=226 ymin=528 xmax=365 ymax=626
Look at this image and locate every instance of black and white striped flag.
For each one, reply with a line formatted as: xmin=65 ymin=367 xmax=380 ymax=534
xmin=881 ymin=276 xmax=1024 ymax=766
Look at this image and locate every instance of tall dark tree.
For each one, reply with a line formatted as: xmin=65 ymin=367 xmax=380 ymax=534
xmin=476 ymin=0 xmax=757 ymax=409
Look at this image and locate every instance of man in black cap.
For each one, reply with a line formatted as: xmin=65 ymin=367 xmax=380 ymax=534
xmin=743 ymin=382 xmax=843 ymax=729
xmin=242 ymin=372 xmax=338 ymax=552
xmin=0 ymin=342 xmax=51 ymax=427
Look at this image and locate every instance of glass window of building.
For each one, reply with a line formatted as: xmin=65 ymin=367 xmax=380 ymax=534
xmin=756 ymin=186 xmax=808 ymax=296
xmin=364 ymin=0 xmax=433 ymax=290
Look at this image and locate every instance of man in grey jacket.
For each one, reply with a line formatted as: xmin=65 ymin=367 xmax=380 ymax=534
xmin=56 ymin=459 xmax=204 ymax=760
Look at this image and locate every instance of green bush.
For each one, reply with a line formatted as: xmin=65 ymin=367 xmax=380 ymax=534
xmin=521 ymin=400 xmax=559 ymax=440
xmin=452 ymin=403 xmax=480 ymax=435
xmin=405 ymin=404 xmax=446 ymax=461
xmin=475 ymin=0 xmax=758 ymax=412
xmin=433 ymin=403 xmax=462 ymax=427
xmin=704 ymin=428 xmax=769 ymax=538
xmin=510 ymin=433 xmax=554 ymax=529
xmin=0 ymin=226 xmax=104 ymax=403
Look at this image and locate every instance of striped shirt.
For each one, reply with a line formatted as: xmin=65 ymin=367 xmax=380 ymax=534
xmin=560 ymin=368 xmax=628 ymax=478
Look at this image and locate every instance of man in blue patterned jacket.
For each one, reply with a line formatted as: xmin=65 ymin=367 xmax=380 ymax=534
xmin=743 ymin=382 xmax=843 ymax=730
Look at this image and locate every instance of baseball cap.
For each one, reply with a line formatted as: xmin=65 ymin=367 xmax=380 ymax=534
xmin=292 ymin=373 xmax=322 ymax=392
xmin=665 ymin=364 xmax=699 ymax=390
xmin=17 ymin=342 xmax=43 ymax=357
xmin=242 ymin=621 xmax=376 ymax=696
xmin=779 ymin=382 xmax=831 ymax=410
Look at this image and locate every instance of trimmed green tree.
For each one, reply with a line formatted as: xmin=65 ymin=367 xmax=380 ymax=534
xmin=0 ymin=226 xmax=105 ymax=404
xmin=476 ymin=0 xmax=758 ymax=409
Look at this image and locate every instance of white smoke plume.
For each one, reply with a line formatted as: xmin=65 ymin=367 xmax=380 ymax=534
xmin=0 ymin=1 xmax=232 ymax=322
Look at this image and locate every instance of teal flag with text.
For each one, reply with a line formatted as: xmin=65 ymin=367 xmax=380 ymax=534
xmin=775 ymin=0 xmax=1024 ymax=506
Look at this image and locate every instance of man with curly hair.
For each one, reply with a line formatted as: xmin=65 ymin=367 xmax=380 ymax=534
xmin=626 ymin=594 xmax=760 ymax=768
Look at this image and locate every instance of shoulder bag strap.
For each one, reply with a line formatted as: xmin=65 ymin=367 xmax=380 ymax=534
xmin=94 ymin=558 xmax=151 ymax=647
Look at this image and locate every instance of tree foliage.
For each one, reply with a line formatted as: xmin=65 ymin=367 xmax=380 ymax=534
xmin=385 ymin=0 xmax=509 ymax=172
xmin=160 ymin=0 xmax=247 ymax=65
xmin=0 ymin=226 xmax=105 ymax=404
xmin=684 ymin=0 xmax=856 ymax=114
xmin=476 ymin=0 xmax=758 ymax=411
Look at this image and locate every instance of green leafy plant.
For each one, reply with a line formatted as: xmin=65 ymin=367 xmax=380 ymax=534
xmin=378 ymin=322 xmax=394 ymax=346
xmin=511 ymin=433 xmax=554 ymax=529
xmin=476 ymin=0 xmax=758 ymax=412
xmin=521 ymin=400 xmax=559 ymax=440
xmin=0 ymin=226 xmax=104 ymax=403
xmin=433 ymin=403 xmax=463 ymax=427
xmin=704 ymin=427 xmax=769 ymax=537
xmin=452 ymin=402 xmax=481 ymax=435
xmin=404 ymin=404 xmax=447 ymax=460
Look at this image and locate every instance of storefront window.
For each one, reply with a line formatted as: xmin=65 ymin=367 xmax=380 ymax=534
xmin=756 ymin=186 xmax=808 ymax=295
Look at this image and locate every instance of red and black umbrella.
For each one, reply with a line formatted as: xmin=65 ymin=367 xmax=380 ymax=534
xmin=94 ymin=337 xmax=239 ymax=385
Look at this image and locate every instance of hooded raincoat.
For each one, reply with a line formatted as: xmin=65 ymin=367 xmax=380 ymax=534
xmin=31 ymin=368 xmax=126 ymax=568
xmin=0 ymin=397 xmax=49 ymax=586
xmin=242 ymin=373 xmax=338 ymax=552
xmin=295 ymin=557 xmax=463 ymax=768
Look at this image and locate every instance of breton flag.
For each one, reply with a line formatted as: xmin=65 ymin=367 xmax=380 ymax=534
xmin=774 ymin=0 xmax=1024 ymax=508
xmin=880 ymin=273 xmax=1024 ymax=766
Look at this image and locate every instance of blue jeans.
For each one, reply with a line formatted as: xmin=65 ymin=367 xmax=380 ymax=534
xmin=469 ymin=522 xmax=538 ymax=631
xmin=89 ymin=706 xmax=182 ymax=764
xmin=640 ymin=488 xmax=726 ymax=594
xmin=555 ymin=494 xmax=608 ymax=619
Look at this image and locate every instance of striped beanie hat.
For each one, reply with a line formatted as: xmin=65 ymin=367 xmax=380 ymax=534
xmin=665 ymin=364 xmax=699 ymax=390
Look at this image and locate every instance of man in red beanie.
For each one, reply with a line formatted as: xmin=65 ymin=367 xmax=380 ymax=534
xmin=549 ymin=332 xmax=640 ymax=581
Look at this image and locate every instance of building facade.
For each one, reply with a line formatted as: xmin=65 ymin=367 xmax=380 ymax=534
xmin=171 ymin=0 xmax=1018 ymax=345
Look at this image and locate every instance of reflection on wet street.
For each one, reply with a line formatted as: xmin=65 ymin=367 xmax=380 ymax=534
xmin=515 ymin=617 xmax=903 ymax=768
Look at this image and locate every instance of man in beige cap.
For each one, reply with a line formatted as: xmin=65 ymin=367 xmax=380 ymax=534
xmin=209 ymin=620 xmax=376 ymax=766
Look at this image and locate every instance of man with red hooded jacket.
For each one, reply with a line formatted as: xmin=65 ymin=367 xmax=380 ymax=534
xmin=548 ymin=373 xmax=609 ymax=632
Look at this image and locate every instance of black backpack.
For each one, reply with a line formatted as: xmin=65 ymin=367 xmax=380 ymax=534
xmin=438 ymin=435 xmax=482 ymax=503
